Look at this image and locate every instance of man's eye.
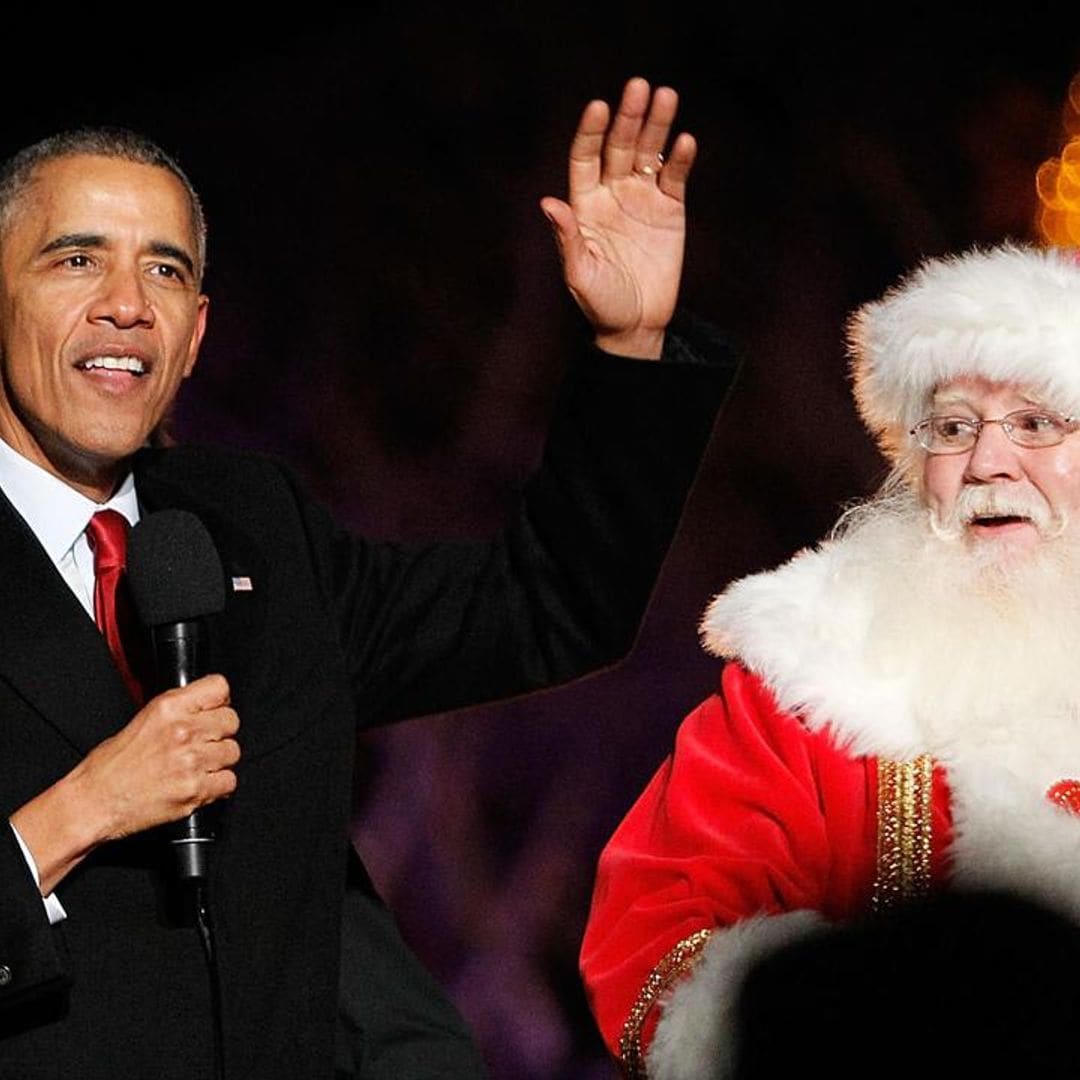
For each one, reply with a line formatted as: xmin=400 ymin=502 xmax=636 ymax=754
xmin=61 ymin=253 xmax=92 ymax=269
xmin=932 ymin=418 xmax=974 ymax=441
xmin=1014 ymin=411 xmax=1058 ymax=434
xmin=150 ymin=263 xmax=183 ymax=281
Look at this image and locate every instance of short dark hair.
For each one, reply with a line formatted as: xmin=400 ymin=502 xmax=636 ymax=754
xmin=0 ymin=127 xmax=207 ymax=278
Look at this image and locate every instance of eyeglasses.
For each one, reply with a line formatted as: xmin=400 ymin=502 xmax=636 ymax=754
xmin=910 ymin=409 xmax=1080 ymax=454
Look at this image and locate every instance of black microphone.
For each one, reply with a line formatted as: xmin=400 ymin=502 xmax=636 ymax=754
xmin=127 ymin=509 xmax=227 ymax=881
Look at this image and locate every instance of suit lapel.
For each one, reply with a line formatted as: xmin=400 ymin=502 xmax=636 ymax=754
xmin=0 ymin=489 xmax=134 ymax=753
xmin=134 ymin=451 xmax=268 ymax=712
xmin=0 ymin=449 xmax=270 ymax=756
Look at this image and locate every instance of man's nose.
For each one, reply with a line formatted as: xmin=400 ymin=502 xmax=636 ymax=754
xmin=964 ymin=420 xmax=1024 ymax=482
xmin=88 ymin=266 xmax=154 ymax=329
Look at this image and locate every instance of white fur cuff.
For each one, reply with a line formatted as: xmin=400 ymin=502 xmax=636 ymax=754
xmin=645 ymin=910 xmax=825 ymax=1080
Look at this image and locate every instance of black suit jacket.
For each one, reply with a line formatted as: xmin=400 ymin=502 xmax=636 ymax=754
xmin=0 ymin=341 xmax=736 ymax=1079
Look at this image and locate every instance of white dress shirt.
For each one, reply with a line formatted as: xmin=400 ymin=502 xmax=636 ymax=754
xmin=0 ymin=436 xmax=141 ymax=925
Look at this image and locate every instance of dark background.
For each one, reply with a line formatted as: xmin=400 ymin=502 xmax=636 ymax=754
xmin=5 ymin=6 xmax=1080 ymax=1076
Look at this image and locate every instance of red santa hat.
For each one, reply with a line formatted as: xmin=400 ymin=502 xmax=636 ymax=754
xmin=847 ymin=242 xmax=1080 ymax=467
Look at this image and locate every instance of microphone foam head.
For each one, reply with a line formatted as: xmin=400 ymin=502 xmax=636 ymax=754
xmin=127 ymin=509 xmax=226 ymax=625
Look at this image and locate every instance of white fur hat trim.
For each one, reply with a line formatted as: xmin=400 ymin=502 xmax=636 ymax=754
xmin=848 ymin=242 xmax=1080 ymax=464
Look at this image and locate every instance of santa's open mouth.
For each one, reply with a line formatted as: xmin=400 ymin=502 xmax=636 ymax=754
xmin=971 ymin=515 xmax=1030 ymax=527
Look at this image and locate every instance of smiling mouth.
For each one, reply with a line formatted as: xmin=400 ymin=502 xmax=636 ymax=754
xmin=970 ymin=514 xmax=1031 ymax=528
xmin=74 ymin=355 xmax=147 ymax=376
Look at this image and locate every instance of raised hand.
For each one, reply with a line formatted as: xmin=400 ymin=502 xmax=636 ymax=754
xmin=540 ymin=76 xmax=697 ymax=359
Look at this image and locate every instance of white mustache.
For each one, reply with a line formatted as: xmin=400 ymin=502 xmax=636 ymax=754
xmin=930 ymin=485 xmax=1064 ymax=540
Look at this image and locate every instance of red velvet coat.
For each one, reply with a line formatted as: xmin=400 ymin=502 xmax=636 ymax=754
xmin=580 ymin=661 xmax=954 ymax=1074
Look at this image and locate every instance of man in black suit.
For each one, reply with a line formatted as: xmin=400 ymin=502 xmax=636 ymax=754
xmin=0 ymin=79 xmax=735 ymax=1077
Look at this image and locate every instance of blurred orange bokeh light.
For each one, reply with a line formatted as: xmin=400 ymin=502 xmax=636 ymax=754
xmin=1036 ymin=72 xmax=1080 ymax=246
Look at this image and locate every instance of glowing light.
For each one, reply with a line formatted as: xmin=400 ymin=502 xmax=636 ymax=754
xmin=1068 ymin=72 xmax=1080 ymax=116
xmin=1036 ymin=74 xmax=1080 ymax=248
xmin=1037 ymin=159 xmax=1067 ymax=209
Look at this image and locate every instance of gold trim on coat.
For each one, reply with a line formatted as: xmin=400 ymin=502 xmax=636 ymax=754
xmin=619 ymin=928 xmax=713 ymax=1077
xmin=873 ymin=754 xmax=934 ymax=910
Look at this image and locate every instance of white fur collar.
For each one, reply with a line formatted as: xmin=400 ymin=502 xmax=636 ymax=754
xmin=699 ymin=538 xmax=927 ymax=758
xmin=701 ymin=528 xmax=1080 ymax=769
xmin=699 ymin=531 xmax=1080 ymax=905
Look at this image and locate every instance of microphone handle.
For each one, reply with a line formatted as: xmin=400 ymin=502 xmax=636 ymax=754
xmin=151 ymin=621 xmax=215 ymax=881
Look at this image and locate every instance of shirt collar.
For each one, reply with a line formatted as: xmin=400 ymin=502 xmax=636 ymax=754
xmin=0 ymin=437 xmax=140 ymax=564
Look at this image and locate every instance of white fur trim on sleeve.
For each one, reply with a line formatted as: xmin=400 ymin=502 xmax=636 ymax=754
xmin=645 ymin=910 xmax=825 ymax=1080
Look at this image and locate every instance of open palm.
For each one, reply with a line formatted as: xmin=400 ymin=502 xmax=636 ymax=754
xmin=541 ymin=78 xmax=696 ymax=358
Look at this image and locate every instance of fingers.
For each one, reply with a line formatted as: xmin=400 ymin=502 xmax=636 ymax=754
xmin=162 ymin=706 xmax=240 ymax=805
xmin=657 ymin=131 xmax=697 ymax=203
xmin=604 ymin=78 xmax=684 ymax=181
xmin=632 ymin=85 xmax=678 ymax=175
xmin=156 ymin=698 xmax=240 ymax=815
xmin=539 ymin=195 xmax=585 ymax=267
xmin=567 ymin=98 xmax=610 ymax=200
xmin=206 ymin=735 xmax=242 ymax=772
xmin=202 ymin=737 xmax=240 ymax=800
xmin=183 ymin=672 xmax=231 ymax=710
xmin=115 ymin=678 xmax=240 ymax=825
xmin=601 ymin=76 xmax=653 ymax=181
xmin=158 ymin=683 xmax=239 ymax=786
xmin=565 ymin=76 xmax=694 ymax=202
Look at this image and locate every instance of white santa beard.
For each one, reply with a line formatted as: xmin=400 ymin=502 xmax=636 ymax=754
xmin=837 ymin=487 xmax=1080 ymax=768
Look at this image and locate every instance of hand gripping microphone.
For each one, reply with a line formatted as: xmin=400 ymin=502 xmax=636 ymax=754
xmin=127 ymin=509 xmax=227 ymax=881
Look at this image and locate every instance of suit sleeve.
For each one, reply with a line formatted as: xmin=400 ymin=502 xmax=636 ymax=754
xmin=298 ymin=322 xmax=740 ymax=726
xmin=579 ymin=663 xmax=875 ymax=1078
xmin=0 ymin=825 xmax=68 ymax=1013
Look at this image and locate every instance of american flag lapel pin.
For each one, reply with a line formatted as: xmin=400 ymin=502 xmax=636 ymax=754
xmin=231 ymin=576 xmax=254 ymax=592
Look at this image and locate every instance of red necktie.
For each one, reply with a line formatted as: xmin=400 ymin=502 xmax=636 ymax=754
xmin=86 ymin=510 xmax=144 ymax=705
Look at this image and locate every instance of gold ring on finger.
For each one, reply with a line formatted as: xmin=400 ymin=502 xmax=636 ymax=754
xmin=635 ymin=151 xmax=665 ymax=177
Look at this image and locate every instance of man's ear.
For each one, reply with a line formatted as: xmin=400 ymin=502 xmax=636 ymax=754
xmin=184 ymin=294 xmax=209 ymax=379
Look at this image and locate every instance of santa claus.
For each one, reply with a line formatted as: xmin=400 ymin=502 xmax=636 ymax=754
xmin=580 ymin=242 xmax=1080 ymax=1078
